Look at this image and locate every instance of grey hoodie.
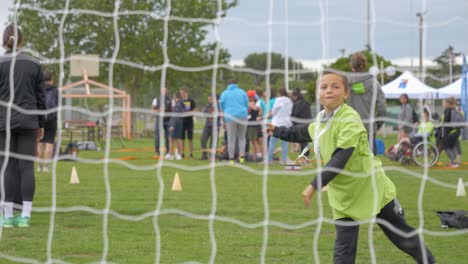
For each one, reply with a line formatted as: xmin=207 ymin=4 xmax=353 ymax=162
xmin=347 ymin=74 xmax=386 ymax=133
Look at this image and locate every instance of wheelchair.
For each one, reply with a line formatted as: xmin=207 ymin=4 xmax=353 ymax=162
xmin=393 ymin=136 xmax=440 ymax=167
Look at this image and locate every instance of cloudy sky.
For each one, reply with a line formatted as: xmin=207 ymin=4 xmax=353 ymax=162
xmin=0 ymin=0 xmax=467 ymax=68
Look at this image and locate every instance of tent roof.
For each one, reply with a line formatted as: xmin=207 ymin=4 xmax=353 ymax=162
xmin=437 ymin=78 xmax=462 ymax=99
xmin=382 ymin=71 xmax=437 ymax=99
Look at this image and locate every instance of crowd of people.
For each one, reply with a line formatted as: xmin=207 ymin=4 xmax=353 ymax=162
xmin=390 ymin=93 xmax=465 ymax=167
xmin=152 ymin=80 xmax=314 ymax=165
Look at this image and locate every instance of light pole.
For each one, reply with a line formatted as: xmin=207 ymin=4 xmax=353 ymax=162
xmin=416 ymin=11 xmax=426 ymax=77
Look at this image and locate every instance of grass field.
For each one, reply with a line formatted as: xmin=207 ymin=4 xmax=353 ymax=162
xmin=0 ymin=134 xmax=467 ymax=264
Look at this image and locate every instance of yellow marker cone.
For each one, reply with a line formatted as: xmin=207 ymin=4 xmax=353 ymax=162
xmin=70 ymin=166 xmax=80 ymax=184
xmin=171 ymin=172 xmax=182 ymax=191
xmin=456 ymin=178 xmax=465 ymax=197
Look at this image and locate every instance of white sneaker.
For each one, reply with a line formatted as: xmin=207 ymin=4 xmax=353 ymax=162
xmin=175 ymin=154 xmax=182 ymax=160
xmin=43 ymin=166 xmax=50 ymax=173
xmin=36 ymin=166 xmax=42 ymax=173
xmin=165 ymin=154 xmax=174 ymax=160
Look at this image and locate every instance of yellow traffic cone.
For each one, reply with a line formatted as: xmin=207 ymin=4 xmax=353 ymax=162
xmin=171 ymin=172 xmax=182 ymax=191
xmin=456 ymin=178 xmax=465 ymax=197
xmin=70 ymin=166 xmax=80 ymax=184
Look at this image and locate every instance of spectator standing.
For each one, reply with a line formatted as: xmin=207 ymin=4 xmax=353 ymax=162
xmin=180 ymin=87 xmax=196 ymax=158
xmin=291 ymin=88 xmax=312 ymax=159
xmin=247 ymin=90 xmax=261 ymax=161
xmin=37 ymin=71 xmax=58 ymax=173
xmin=0 ymin=24 xmax=45 ymax=228
xmin=152 ymin=87 xmax=172 ymax=157
xmin=347 ymin=53 xmax=386 ymax=153
xmin=168 ymin=92 xmax=184 ymax=160
xmin=397 ymin=93 xmax=413 ymax=143
xmin=268 ymin=88 xmax=293 ymax=164
xmin=442 ymin=97 xmax=464 ymax=167
xmin=200 ymin=94 xmax=221 ymax=160
xmin=219 ymin=80 xmax=249 ymax=164
xmin=255 ymin=88 xmax=267 ymax=160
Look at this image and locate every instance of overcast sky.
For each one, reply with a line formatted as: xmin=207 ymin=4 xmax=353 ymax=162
xmin=1 ymin=0 xmax=467 ymax=67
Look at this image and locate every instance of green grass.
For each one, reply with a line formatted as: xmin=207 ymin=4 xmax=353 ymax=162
xmin=1 ymin=135 xmax=468 ymax=263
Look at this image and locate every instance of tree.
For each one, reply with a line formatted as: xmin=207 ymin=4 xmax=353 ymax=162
xmin=15 ymin=0 xmax=238 ymax=133
xmin=243 ymin=52 xmax=304 ymax=85
xmin=327 ymin=50 xmax=394 ymax=84
xmin=427 ymin=45 xmax=462 ymax=88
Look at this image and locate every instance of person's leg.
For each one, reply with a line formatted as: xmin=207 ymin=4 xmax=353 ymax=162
xmin=36 ymin=142 xmax=44 ymax=171
xmin=181 ymin=123 xmax=187 ymax=157
xmin=154 ymin=119 xmax=160 ymax=154
xmin=268 ymin=136 xmax=279 ymax=162
xmin=237 ymin=122 xmax=247 ymax=158
xmin=377 ymin=200 xmax=436 ymax=264
xmin=445 ymin=147 xmax=457 ymax=163
xmin=16 ymin=129 xmax=37 ymax=220
xmin=43 ymin=143 xmax=54 ymax=172
xmin=188 ymin=123 xmax=194 ymax=157
xmin=225 ymin=121 xmax=237 ymax=160
xmin=163 ymin=121 xmax=170 ymax=155
xmin=201 ymin=125 xmax=210 ymax=159
xmin=334 ymin=218 xmax=360 ymax=264
xmin=280 ymin=139 xmax=289 ymax=162
xmin=1 ymin=130 xmax=17 ymax=220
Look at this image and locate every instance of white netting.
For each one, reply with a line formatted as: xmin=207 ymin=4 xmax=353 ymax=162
xmin=0 ymin=0 xmax=467 ymax=263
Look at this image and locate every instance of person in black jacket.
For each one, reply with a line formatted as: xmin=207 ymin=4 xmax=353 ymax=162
xmin=37 ymin=71 xmax=58 ymax=173
xmin=291 ymin=88 xmax=312 ymax=159
xmin=0 ymin=24 xmax=45 ymax=228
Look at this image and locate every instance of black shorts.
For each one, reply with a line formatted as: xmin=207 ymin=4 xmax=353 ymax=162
xmin=182 ymin=120 xmax=194 ymax=140
xmin=41 ymin=119 xmax=57 ymax=144
xmin=171 ymin=122 xmax=184 ymax=139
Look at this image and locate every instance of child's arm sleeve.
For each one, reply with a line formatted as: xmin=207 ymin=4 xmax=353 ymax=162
xmin=310 ymin=147 xmax=354 ymax=189
xmin=272 ymin=124 xmax=312 ymax=143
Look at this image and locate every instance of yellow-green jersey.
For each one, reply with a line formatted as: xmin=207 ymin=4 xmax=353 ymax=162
xmin=307 ymin=104 xmax=396 ymax=220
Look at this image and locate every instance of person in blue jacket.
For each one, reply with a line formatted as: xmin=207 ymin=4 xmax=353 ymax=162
xmin=219 ymin=80 xmax=248 ymax=164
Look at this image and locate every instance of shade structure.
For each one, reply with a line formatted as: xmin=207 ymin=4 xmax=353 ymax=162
xmin=382 ymin=71 xmax=437 ymax=99
xmin=437 ymin=78 xmax=462 ymax=99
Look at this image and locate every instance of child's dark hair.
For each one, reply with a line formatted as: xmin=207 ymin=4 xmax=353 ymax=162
xmin=44 ymin=71 xmax=53 ymax=82
xmin=174 ymin=91 xmax=181 ymax=99
xmin=256 ymin=88 xmax=264 ymax=98
xmin=3 ymin=24 xmax=23 ymax=50
xmin=321 ymin=70 xmax=349 ymax=89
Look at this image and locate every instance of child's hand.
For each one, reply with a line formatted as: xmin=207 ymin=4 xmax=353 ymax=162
xmin=169 ymin=127 xmax=174 ymax=132
xmin=266 ymin=123 xmax=275 ymax=136
xmin=302 ymin=185 xmax=316 ymax=207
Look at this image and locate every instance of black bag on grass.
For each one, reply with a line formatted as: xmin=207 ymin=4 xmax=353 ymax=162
xmin=436 ymin=210 xmax=468 ymax=229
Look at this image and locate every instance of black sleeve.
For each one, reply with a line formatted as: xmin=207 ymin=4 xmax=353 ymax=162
xmin=311 ymin=147 xmax=355 ymax=189
xmin=272 ymin=124 xmax=312 ymax=143
xmin=35 ymin=66 xmax=45 ymax=128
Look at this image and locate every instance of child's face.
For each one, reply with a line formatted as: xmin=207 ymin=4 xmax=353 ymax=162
xmin=421 ymin=113 xmax=428 ymax=122
xmin=208 ymin=96 xmax=213 ymax=103
xmin=318 ymin=73 xmax=349 ymax=112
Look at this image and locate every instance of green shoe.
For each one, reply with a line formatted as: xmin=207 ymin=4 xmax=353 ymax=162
xmin=239 ymin=156 xmax=246 ymax=164
xmin=16 ymin=216 xmax=30 ymax=228
xmin=2 ymin=216 xmax=16 ymax=228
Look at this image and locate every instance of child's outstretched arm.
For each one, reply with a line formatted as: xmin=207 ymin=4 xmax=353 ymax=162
xmin=302 ymin=147 xmax=355 ymax=207
xmin=267 ymin=123 xmax=312 ymax=143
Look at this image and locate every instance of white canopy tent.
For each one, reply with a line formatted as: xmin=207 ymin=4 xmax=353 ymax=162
xmin=437 ymin=78 xmax=462 ymax=99
xmin=382 ymin=71 xmax=437 ymax=99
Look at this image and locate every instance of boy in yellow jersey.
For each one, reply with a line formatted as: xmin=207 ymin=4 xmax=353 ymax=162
xmin=267 ymin=71 xmax=435 ymax=264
